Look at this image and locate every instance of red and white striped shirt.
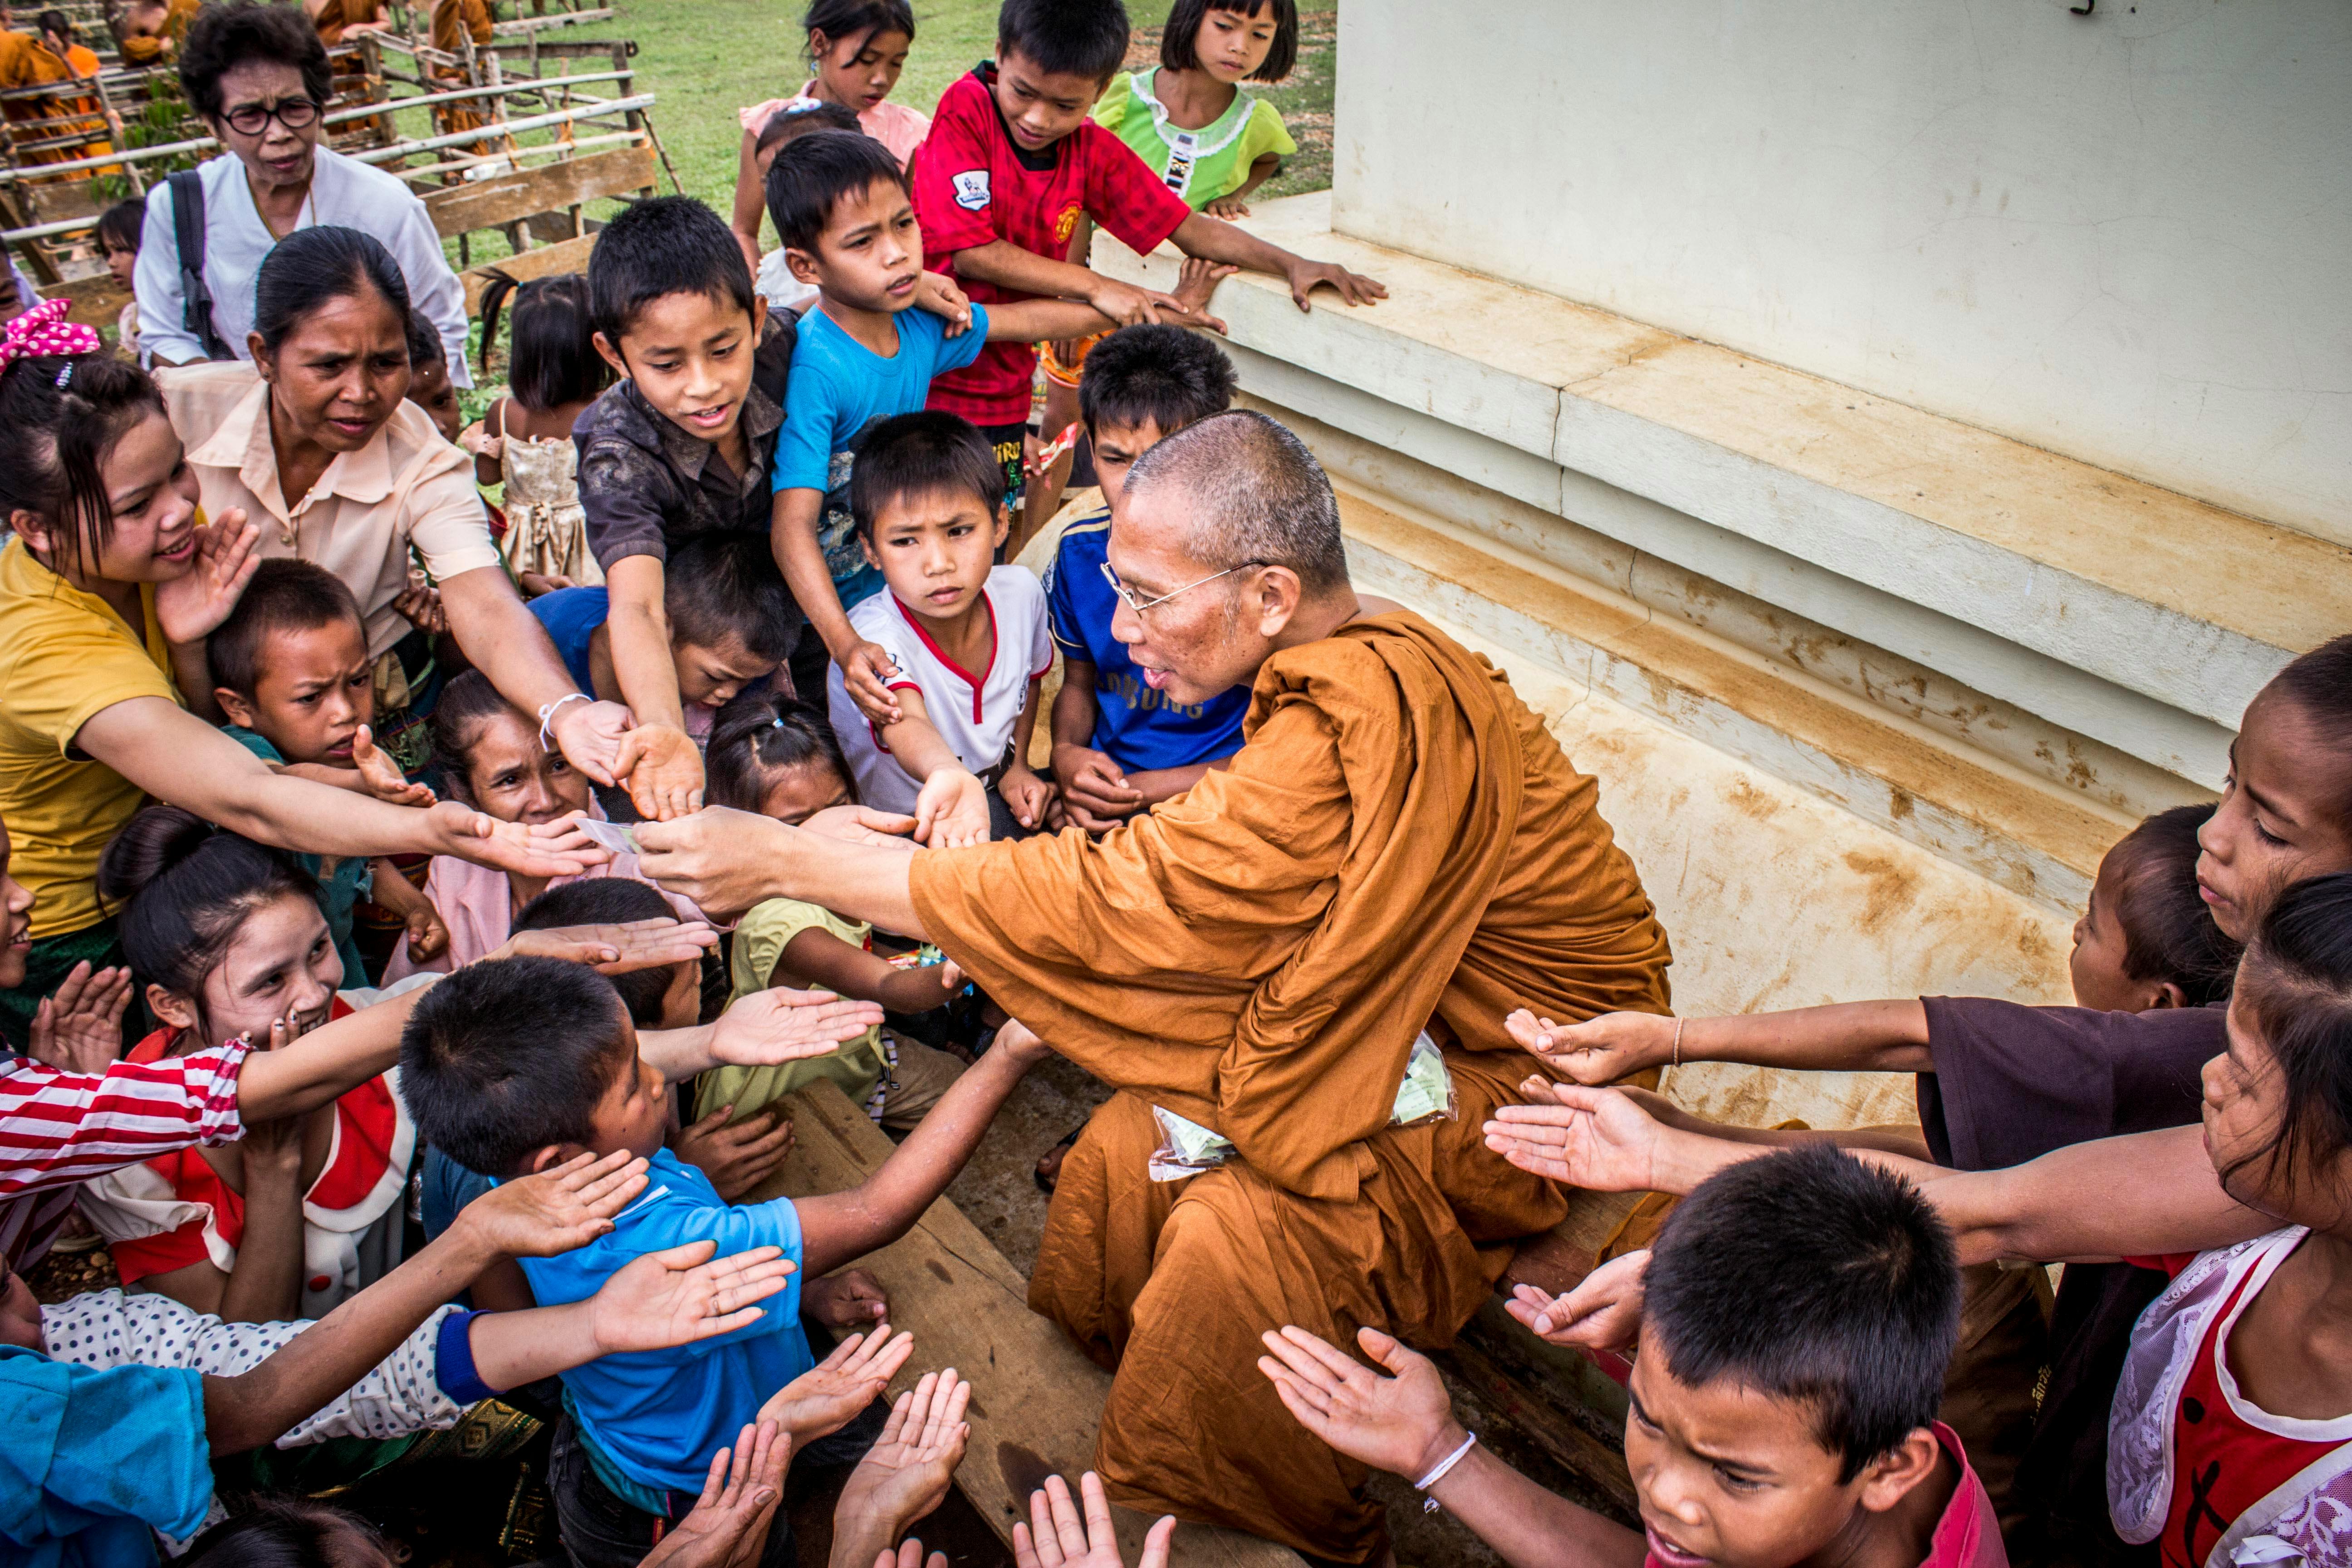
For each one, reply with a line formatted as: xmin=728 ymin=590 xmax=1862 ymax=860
xmin=0 ymin=1041 xmax=250 ymax=1201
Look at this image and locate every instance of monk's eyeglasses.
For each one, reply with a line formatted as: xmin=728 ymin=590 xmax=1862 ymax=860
xmin=1099 ymin=558 xmax=1267 ymax=618
xmin=223 ymin=96 xmax=322 ymax=136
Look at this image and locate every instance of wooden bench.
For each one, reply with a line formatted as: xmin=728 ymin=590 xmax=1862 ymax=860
xmin=419 ymin=142 xmax=653 ymax=313
xmin=756 ymin=1079 xmax=1307 ymax=1568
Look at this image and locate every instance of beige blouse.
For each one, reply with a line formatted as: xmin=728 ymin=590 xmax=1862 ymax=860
xmin=160 ymin=363 xmax=502 ymax=658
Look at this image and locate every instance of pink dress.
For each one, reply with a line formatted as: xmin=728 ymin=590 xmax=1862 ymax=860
xmin=383 ymin=826 xmax=700 ymax=980
xmin=738 ymin=82 xmax=929 ymax=170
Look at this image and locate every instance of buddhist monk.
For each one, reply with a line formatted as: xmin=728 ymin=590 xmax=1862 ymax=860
xmin=426 ymin=0 xmax=492 ymax=140
xmin=0 ymin=12 xmax=113 ymax=172
xmin=112 ymin=0 xmax=195 ymax=64
xmin=633 ymin=411 xmax=1675 ymax=1563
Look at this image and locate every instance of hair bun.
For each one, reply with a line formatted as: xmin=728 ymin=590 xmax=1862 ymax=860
xmin=96 ymin=803 xmax=219 ymax=905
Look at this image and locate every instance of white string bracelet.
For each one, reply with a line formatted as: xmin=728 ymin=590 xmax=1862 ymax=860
xmin=537 ymin=692 xmax=592 ymax=751
xmin=1414 ymin=1430 xmax=1477 ymax=1510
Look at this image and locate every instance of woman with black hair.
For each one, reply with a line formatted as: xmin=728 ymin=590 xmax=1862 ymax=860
xmin=132 ymin=1 xmax=465 ymax=376
xmin=157 ymin=224 xmax=641 ymax=784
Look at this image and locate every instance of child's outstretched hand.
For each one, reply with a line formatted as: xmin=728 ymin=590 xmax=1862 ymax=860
xmin=804 ymin=1267 xmax=889 ymax=1328
xmin=588 ymin=1238 xmax=795 ymax=1354
xmin=1084 ymin=274 xmax=1196 ymax=328
xmin=26 ymin=960 xmax=132 ymax=1075
xmin=1507 ymin=1007 xmax=1676 ymax=1085
xmin=1011 ymin=1473 xmax=1174 ymax=1568
xmin=914 ymin=270 xmax=972 ymax=337
xmin=459 ymin=1148 xmax=649 ymax=1258
xmin=913 ymin=768 xmax=991 ymax=849
xmin=401 ymin=899 xmax=452 ymax=966
xmin=757 ymin=1323 xmax=916 ymax=1442
xmin=710 ymin=986 xmax=887 ymax=1067
xmin=673 ymin=1103 xmax=797 ymax=1202
xmin=833 ymin=1370 xmax=973 ymax=1558
xmin=1505 ymin=1247 xmax=1649 ymax=1353
xmin=490 ymin=915 xmax=720 ymax=974
xmin=640 ymin=1421 xmax=790 ymax=1568
xmin=615 ymin=722 xmax=707 ymax=822
xmin=1280 ymin=256 xmax=1387 ymax=313
xmin=350 ymin=724 xmax=436 ymax=807
xmin=1000 ymin=763 xmax=1058 ymax=833
xmin=841 ymin=641 xmax=906 ymax=726
xmin=1483 ymin=1078 xmax=1666 ymax=1193
xmin=1257 ymin=1324 xmax=1458 ymax=1482
xmin=1169 ymin=256 xmax=1236 ymax=333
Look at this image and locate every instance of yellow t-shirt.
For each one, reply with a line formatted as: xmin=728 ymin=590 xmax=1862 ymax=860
xmin=0 ymin=537 xmax=181 ymax=936
xmin=696 ymin=897 xmax=890 ymax=1122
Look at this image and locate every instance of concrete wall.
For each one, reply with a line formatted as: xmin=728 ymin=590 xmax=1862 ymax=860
xmin=1333 ymin=0 xmax=2352 ymax=546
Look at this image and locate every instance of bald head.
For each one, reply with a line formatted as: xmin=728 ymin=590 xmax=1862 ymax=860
xmin=1122 ymin=410 xmax=1350 ymax=597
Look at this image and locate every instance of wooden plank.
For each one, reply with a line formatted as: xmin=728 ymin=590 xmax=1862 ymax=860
xmin=1498 ymin=1187 xmax=1642 ymax=1298
xmin=424 ymin=144 xmax=651 ymax=237
xmin=758 ymin=1080 xmax=1306 ymax=1568
xmin=460 ymin=230 xmax=596 ymax=314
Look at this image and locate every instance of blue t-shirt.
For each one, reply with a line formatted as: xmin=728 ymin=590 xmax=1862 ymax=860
xmin=221 ymin=726 xmax=373 ymax=985
xmin=0 ymin=1345 xmax=211 ymax=1567
xmin=769 ymin=302 xmax=991 ymax=612
xmin=510 ymin=1148 xmax=812 ymax=1495
xmin=527 ymin=586 xmax=610 ymax=697
xmin=1045 ymin=514 xmax=1250 ymax=773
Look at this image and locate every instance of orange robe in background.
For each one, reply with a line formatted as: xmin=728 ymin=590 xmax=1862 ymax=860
xmin=428 ymin=0 xmax=495 ymax=140
xmin=907 ymin=611 xmax=1675 ymax=1562
xmin=117 ymin=0 xmax=196 ymax=63
xmin=0 ymin=32 xmax=113 ymax=171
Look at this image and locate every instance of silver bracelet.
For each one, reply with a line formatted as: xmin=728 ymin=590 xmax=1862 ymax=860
xmin=537 ymin=691 xmax=593 ymax=751
xmin=1414 ymin=1430 xmax=1477 ymax=1512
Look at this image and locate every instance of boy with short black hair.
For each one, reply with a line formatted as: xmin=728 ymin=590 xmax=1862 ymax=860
xmin=909 ymin=0 xmax=1382 ymax=531
xmin=398 ymin=955 xmax=1046 ymax=1566
xmin=206 ymin=558 xmax=449 ymax=980
xmin=1260 ymin=1145 xmax=2004 ymax=1568
xmin=576 ymin=195 xmax=804 ymax=821
xmin=1045 ymin=323 xmax=1247 ymax=830
xmin=763 ymin=126 xmax=1222 ymax=723
xmin=820 ymin=411 xmax=1058 ymax=846
xmin=528 ymin=533 xmax=797 ymax=753
xmin=404 ymin=315 xmax=463 ymax=443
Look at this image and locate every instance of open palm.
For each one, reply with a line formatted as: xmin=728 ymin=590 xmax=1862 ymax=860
xmin=835 ymin=1370 xmax=972 ymax=1548
xmin=711 ymin=987 xmax=887 ymax=1067
xmin=1482 ymin=1079 xmax=1664 ymax=1191
xmin=758 ymin=1324 xmax=915 ymax=1442
xmin=590 ymin=1240 xmax=795 ymax=1353
xmin=153 ymin=509 xmax=260 ymax=643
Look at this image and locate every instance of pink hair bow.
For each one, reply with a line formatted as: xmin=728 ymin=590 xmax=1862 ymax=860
xmin=0 ymin=297 xmax=102 ymax=373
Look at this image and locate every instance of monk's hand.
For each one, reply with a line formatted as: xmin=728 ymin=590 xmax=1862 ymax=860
xmin=614 ymin=721 xmax=707 ymax=821
xmin=632 ymin=807 xmax=790 ymax=917
xmin=1506 ymin=1007 xmax=1678 ymax=1085
xmin=1012 ymin=1472 xmax=1174 ymax=1568
xmin=800 ymin=803 xmax=919 ymax=851
xmin=1256 ymin=1325 xmax=1461 ymax=1484
xmin=1051 ymin=744 xmax=1144 ymax=829
xmin=1506 ymin=1249 xmax=1650 ymax=1353
xmin=913 ymin=768 xmax=991 ymax=849
xmin=835 ymin=1370 xmax=973 ymax=1563
xmin=1484 ymin=1079 xmax=1666 ymax=1193
xmin=710 ymin=986 xmax=885 ymax=1067
xmin=757 ymin=1324 xmax=916 ymax=1443
xmin=489 ymin=916 xmax=720 ymax=975
xmin=431 ymin=802 xmax=610 ymax=880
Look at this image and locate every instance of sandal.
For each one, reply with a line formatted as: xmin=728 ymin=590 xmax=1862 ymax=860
xmin=1034 ymin=1125 xmax=1084 ymax=1194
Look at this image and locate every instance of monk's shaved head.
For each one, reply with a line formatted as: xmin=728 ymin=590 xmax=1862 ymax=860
xmin=1122 ymin=410 xmax=1351 ymax=597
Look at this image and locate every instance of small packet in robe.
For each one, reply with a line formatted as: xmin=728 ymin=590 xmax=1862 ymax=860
xmin=1145 ymin=1032 xmax=1456 ymax=1181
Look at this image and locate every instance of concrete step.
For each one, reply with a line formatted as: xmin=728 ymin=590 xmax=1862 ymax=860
xmin=1094 ymin=193 xmax=2352 ymax=794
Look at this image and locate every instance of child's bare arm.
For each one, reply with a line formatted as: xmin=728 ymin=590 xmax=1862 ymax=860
xmin=877 ymin=690 xmax=990 ymax=849
xmin=774 ymin=926 xmax=963 ymax=1015
xmin=771 ymin=490 xmax=902 ymax=726
xmin=731 ymin=122 xmax=770 ymax=279
xmin=1501 ymin=1000 xmax=1933 ymax=1087
xmin=794 ymin=1027 xmax=1047 ymax=1278
xmin=1000 ymin=674 xmax=1056 ymax=831
xmin=1169 ymin=212 xmax=1387 ymax=313
xmin=603 ymin=556 xmax=689 ymax=733
xmin=938 ymin=242 xmax=1194 ymax=329
xmin=368 ymin=858 xmax=451 ymax=967
xmin=1203 ymin=153 xmax=1282 ymax=219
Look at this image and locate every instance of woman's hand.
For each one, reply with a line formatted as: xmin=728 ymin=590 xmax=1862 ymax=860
xmin=26 ymin=961 xmax=131 ymax=1074
xmin=547 ymin=696 xmax=639 ymax=789
xmin=489 ymin=916 xmax=720 ymax=975
xmin=913 ymin=769 xmax=990 ymax=849
xmin=833 ymin=1369 xmax=973 ymax=1554
xmin=350 ymin=725 xmax=435 ymax=807
xmin=673 ymin=1104 xmax=797 ymax=1202
xmin=999 ymin=764 xmax=1058 ymax=833
xmin=913 ymin=271 xmax=972 ymax=337
xmin=614 ymin=721 xmax=707 ymax=822
xmin=588 ymin=1238 xmax=795 ymax=1354
xmin=1256 ymin=1325 xmax=1460 ymax=1481
xmin=1011 ymin=1473 xmax=1174 ymax=1568
xmin=641 ymin=1421 xmax=791 ymax=1568
xmin=1505 ymin=1249 xmax=1649 ymax=1352
xmin=758 ymin=1323 xmax=916 ymax=1443
xmin=710 ymin=987 xmax=887 ymax=1067
xmin=804 ymin=1267 xmax=888 ymax=1329
xmin=455 ymin=1148 xmax=649 ymax=1258
xmin=1482 ymin=1079 xmax=1668 ymax=1193
xmin=431 ymin=803 xmax=609 ymax=880
xmin=153 ymin=508 xmax=260 ymax=644
xmin=1507 ymin=1008 xmax=1675 ymax=1085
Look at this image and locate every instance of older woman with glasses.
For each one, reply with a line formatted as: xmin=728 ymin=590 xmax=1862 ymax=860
xmin=131 ymin=1 xmax=468 ymax=382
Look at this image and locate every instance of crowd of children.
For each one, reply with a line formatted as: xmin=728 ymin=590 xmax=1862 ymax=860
xmin=0 ymin=0 xmax=2339 ymax=1567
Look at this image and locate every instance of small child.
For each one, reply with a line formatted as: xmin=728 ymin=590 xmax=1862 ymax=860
xmin=2066 ymin=802 xmax=2238 ymax=1012
xmin=397 ymin=955 xmax=1045 ymax=1560
xmin=735 ymin=0 xmax=929 ymax=184
xmin=910 ymin=0 xmax=1382 ymax=523
xmin=382 ymin=671 xmax=695 ymax=980
xmin=766 ymin=128 xmax=1223 ymax=724
xmin=403 ymin=315 xmax=464 ymax=444
xmin=700 ymin=691 xmax=968 ymax=1130
xmin=1262 ymin=1144 xmax=2004 ymax=1568
xmin=1094 ymin=0 xmax=1298 ymax=219
xmin=206 ymin=558 xmax=451 ymax=982
xmin=734 ymin=98 xmax=859 ymax=315
xmin=1046 ymin=323 xmax=1249 ymax=831
xmin=576 ymin=196 xmax=805 ymax=819
xmin=821 ymin=412 xmax=1058 ymax=845
xmin=528 ymin=533 xmax=797 ymax=754
xmin=470 ymin=270 xmax=612 ymax=595
xmin=98 ymin=197 xmax=144 ymax=363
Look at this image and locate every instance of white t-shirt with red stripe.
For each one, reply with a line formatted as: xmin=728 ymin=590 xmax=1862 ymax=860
xmin=827 ymin=566 xmax=1055 ymax=816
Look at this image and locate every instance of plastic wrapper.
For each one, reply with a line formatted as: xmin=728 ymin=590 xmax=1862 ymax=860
xmin=1146 ymin=1031 xmax=1456 ymax=1181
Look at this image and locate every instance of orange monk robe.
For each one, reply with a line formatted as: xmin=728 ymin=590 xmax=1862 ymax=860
xmin=117 ymin=0 xmax=196 ymax=62
xmin=908 ymin=610 xmax=1675 ymax=1562
xmin=428 ymin=0 xmax=495 ymax=139
xmin=0 ymin=32 xmax=113 ymax=171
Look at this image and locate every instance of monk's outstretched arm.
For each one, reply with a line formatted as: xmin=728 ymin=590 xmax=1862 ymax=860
xmin=632 ymin=808 xmax=925 ymax=934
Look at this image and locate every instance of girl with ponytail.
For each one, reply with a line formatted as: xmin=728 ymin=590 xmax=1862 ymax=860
xmin=0 ymin=301 xmax=603 ymax=1052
